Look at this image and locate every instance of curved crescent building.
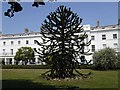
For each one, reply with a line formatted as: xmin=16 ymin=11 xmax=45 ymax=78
xmin=0 ymin=23 xmax=120 ymax=65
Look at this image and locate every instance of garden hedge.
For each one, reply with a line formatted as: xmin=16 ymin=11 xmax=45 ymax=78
xmin=2 ymin=65 xmax=50 ymax=69
xmin=2 ymin=64 xmax=93 ymax=69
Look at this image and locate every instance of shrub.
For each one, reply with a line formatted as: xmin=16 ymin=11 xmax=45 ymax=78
xmin=2 ymin=65 xmax=51 ymax=69
xmin=14 ymin=47 xmax=35 ymax=65
xmin=2 ymin=64 xmax=93 ymax=69
xmin=92 ymin=47 xmax=118 ymax=70
xmin=117 ymin=53 xmax=120 ymax=69
xmin=79 ymin=64 xmax=93 ymax=69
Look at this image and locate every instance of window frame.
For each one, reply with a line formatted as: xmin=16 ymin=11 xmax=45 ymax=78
xmin=102 ymin=34 xmax=106 ymax=40
xmin=91 ymin=45 xmax=95 ymax=52
xmin=91 ymin=35 xmax=95 ymax=40
xmin=103 ymin=44 xmax=107 ymax=48
xmin=10 ymin=49 xmax=13 ymax=55
xmin=26 ymin=40 xmax=29 ymax=44
xmin=113 ymin=34 xmax=117 ymax=39
xmin=3 ymin=49 xmax=5 ymax=55
xmin=11 ymin=41 xmax=14 ymax=45
xmin=3 ymin=42 xmax=6 ymax=45
xmin=18 ymin=41 xmax=21 ymax=44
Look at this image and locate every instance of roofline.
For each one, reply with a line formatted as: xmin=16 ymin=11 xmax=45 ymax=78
xmin=1 ymin=24 xmax=120 ymax=37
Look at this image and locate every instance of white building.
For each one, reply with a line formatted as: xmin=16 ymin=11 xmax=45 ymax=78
xmin=84 ymin=24 xmax=120 ymax=62
xmin=0 ymin=23 xmax=120 ymax=65
xmin=0 ymin=31 xmax=43 ymax=65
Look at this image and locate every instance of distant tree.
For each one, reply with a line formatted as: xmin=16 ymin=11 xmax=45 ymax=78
xmin=93 ymin=47 xmax=118 ymax=70
xmin=14 ymin=47 xmax=35 ymax=65
xmin=34 ymin=5 xmax=91 ymax=79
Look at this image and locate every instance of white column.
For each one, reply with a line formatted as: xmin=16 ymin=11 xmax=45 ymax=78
xmin=12 ymin=58 xmax=15 ymax=65
xmin=7 ymin=58 xmax=9 ymax=65
xmin=5 ymin=58 xmax=7 ymax=65
xmin=35 ymin=56 xmax=38 ymax=65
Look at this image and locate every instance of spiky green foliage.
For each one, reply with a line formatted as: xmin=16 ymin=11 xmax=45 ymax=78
xmin=35 ymin=5 xmax=91 ymax=79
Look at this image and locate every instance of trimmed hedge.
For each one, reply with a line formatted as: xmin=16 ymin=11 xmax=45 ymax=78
xmin=2 ymin=64 xmax=93 ymax=69
xmin=2 ymin=65 xmax=51 ymax=69
xmin=79 ymin=64 xmax=93 ymax=69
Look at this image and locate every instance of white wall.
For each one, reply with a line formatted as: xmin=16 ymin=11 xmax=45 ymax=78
xmin=0 ymin=33 xmax=43 ymax=64
xmin=0 ymin=25 xmax=120 ymax=64
xmin=90 ymin=29 xmax=119 ymax=51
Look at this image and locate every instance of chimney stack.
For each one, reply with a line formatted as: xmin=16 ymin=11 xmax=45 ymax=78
xmin=97 ymin=20 xmax=100 ymax=27
xmin=24 ymin=28 xmax=29 ymax=33
xmin=118 ymin=18 xmax=120 ymax=25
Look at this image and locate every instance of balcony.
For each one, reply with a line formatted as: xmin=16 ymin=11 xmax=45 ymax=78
xmin=0 ymin=53 xmax=14 ymax=56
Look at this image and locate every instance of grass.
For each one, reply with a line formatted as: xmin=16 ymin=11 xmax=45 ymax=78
xmin=2 ymin=69 xmax=119 ymax=89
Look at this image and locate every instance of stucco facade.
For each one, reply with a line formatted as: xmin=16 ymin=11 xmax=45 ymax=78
xmin=0 ymin=24 xmax=120 ymax=65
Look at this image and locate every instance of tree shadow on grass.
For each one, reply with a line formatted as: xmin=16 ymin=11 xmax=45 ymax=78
xmin=2 ymin=79 xmax=79 ymax=89
xmin=2 ymin=79 xmax=119 ymax=90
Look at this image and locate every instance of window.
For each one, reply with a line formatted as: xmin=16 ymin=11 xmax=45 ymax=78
xmin=91 ymin=36 xmax=95 ymax=40
xmin=26 ymin=40 xmax=29 ymax=44
xmin=113 ymin=34 xmax=117 ymax=39
xmin=114 ymin=43 xmax=118 ymax=51
xmin=102 ymin=34 xmax=106 ymax=40
xmin=114 ymin=43 xmax=118 ymax=47
xmin=34 ymin=40 xmax=37 ymax=44
xmin=103 ymin=44 xmax=107 ymax=48
xmin=10 ymin=49 xmax=13 ymax=55
xmin=91 ymin=45 xmax=95 ymax=52
xmin=3 ymin=42 xmax=6 ymax=45
xmin=114 ymin=43 xmax=118 ymax=48
xmin=11 ymin=41 xmax=14 ymax=45
xmin=18 ymin=41 xmax=21 ymax=44
xmin=3 ymin=49 xmax=5 ymax=55
xmin=3 ymin=49 xmax=5 ymax=52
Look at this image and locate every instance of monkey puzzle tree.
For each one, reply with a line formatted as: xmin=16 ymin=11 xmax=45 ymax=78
xmin=34 ymin=5 xmax=91 ymax=79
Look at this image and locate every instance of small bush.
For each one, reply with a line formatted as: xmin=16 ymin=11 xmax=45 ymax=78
xmin=2 ymin=65 xmax=51 ymax=69
xmin=2 ymin=64 xmax=93 ymax=69
xmin=117 ymin=52 xmax=120 ymax=69
xmin=79 ymin=64 xmax=93 ymax=69
xmin=92 ymin=47 xmax=118 ymax=70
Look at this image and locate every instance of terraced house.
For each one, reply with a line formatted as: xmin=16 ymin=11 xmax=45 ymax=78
xmin=0 ymin=21 xmax=120 ymax=65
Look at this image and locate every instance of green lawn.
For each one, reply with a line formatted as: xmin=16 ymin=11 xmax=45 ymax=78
xmin=2 ymin=69 xmax=119 ymax=89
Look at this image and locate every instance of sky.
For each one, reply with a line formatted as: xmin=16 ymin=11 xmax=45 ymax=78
xmin=2 ymin=2 xmax=118 ymax=34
